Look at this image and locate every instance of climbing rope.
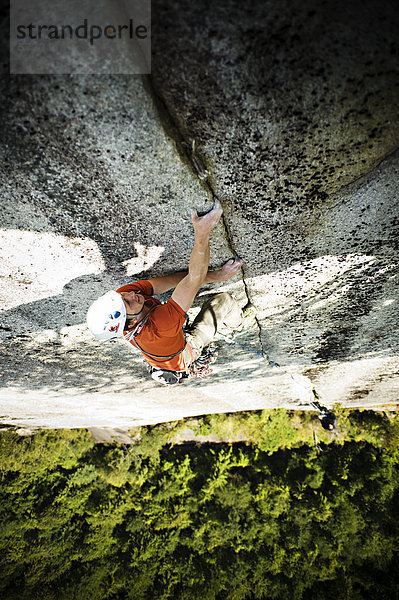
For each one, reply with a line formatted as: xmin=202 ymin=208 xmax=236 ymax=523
xmin=215 ymin=330 xmax=337 ymax=430
xmin=217 ymin=329 xmax=310 ymax=391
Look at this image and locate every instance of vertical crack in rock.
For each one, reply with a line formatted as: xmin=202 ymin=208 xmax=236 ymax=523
xmin=144 ymin=76 xmax=321 ymax=406
xmin=144 ymin=75 xmax=264 ymax=347
xmin=190 ymin=157 xmax=266 ymax=355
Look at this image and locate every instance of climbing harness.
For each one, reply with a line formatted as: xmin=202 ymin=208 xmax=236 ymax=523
xmin=131 ymin=336 xmax=188 ymax=361
xmin=147 ymin=343 xmax=218 ymax=385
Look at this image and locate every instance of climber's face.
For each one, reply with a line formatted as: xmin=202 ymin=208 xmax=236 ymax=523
xmin=119 ymin=291 xmax=145 ymax=317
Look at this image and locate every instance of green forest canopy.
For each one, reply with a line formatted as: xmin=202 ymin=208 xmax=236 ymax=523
xmin=0 ymin=408 xmax=399 ymax=600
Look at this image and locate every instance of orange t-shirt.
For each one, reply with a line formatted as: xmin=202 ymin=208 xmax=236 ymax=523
xmin=116 ymin=280 xmax=193 ymax=372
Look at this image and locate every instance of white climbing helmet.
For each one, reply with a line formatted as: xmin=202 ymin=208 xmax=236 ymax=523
xmin=86 ymin=290 xmax=126 ymax=341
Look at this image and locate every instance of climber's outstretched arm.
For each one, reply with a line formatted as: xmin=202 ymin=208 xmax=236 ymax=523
xmin=148 ymin=271 xmax=187 ymax=295
xmin=148 ymin=256 xmax=242 ymax=295
xmin=171 ymin=201 xmax=223 ymax=312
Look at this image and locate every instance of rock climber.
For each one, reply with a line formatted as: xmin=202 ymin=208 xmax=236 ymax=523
xmin=86 ymin=200 xmax=246 ymax=385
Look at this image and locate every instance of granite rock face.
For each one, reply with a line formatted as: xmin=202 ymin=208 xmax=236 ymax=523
xmin=152 ymin=0 xmax=398 ymax=210
xmin=0 ymin=0 xmax=398 ymax=427
xmin=0 ymin=72 xmax=249 ymax=428
xmin=151 ymin=0 xmax=399 ymax=402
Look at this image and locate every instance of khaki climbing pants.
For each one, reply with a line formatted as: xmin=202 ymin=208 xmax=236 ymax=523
xmin=186 ymin=292 xmax=242 ymax=361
